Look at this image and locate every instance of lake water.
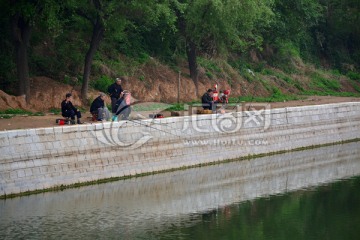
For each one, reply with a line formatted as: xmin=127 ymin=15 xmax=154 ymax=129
xmin=1 ymin=142 xmax=360 ymax=240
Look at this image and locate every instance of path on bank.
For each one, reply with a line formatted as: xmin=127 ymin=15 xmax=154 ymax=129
xmin=0 ymin=96 xmax=359 ymax=131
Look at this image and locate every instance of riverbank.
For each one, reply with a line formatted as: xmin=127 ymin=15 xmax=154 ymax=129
xmin=1 ymin=102 xmax=360 ymax=198
xmin=1 ymin=95 xmax=359 ymax=131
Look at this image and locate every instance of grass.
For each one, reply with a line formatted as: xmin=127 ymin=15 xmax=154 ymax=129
xmin=310 ymin=72 xmax=341 ymax=91
xmin=132 ymin=103 xmax=172 ymax=111
xmin=165 ymin=103 xmax=186 ymax=111
xmin=0 ymin=109 xmax=44 ymax=119
xmin=49 ymin=108 xmax=61 ymax=115
xmin=301 ymin=90 xmax=360 ymax=97
xmin=0 ymin=109 xmax=32 ymax=115
xmin=347 ymin=71 xmax=360 ymax=81
xmin=229 ymin=94 xmax=301 ymax=104
xmin=0 ymin=108 xmax=45 ymax=119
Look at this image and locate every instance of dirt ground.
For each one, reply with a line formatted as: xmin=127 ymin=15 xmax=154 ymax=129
xmin=0 ymin=95 xmax=359 ymax=131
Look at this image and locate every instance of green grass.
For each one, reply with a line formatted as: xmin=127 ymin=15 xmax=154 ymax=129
xmin=0 ymin=109 xmax=32 ymax=115
xmin=228 ymin=94 xmax=301 ymax=104
xmin=49 ymin=108 xmax=61 ymax=114
xmin=0 ymin=114 xmax=12 ymax=119
xmin=301 ymin=90 xmax=360 ymax=97
xmin=347 ymin=71 xmax=360 ymax=81
xmin=132 ymin=103 xmax=172 ymax=111
xmin=0 ymin=108 xmax=44 ymax=119
xmin=310 ymin=73 xmax=341 ymax=91
xmin=165 ymin=103 xmax=186 ymax=111
xmin=351 ymin=81 xmax=360 ymax=93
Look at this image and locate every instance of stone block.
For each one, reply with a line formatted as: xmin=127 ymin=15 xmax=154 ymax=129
xmin=16 ymin=169 xmax=26 ymax=178
xmin=53 ymin=126 xmax=63 ymax=134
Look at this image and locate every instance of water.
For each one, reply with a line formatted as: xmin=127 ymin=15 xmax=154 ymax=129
xmin=1 ymin=142 xmax=360 ymax=240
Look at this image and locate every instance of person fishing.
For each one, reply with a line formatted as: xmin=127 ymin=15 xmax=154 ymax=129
xmin=201 ymin=89 xmax=215 ymax=111
xmin=107 ymin=77 xmax=124 ymax=114
xmin=90 ymin=92 xmax=111 ymax=121
xmin=112 ymin=90 xmax=131 ymax=121
xmin=219 ymin=89 xmax=230 ymax=105
xmin=61 ymin=93 xmax=83 ymax=124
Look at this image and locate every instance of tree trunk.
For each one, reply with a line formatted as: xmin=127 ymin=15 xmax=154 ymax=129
xmin=81 ymin=17 xmax=104 ymax=102
xmin=186 ymin=40 xmax=199 ymax=97
xmin=11 ymin=14 xmax=31 ymax=103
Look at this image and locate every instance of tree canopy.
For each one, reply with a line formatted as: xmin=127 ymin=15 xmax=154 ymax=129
xmin=0 ymin=0 xmax=359 ymax=100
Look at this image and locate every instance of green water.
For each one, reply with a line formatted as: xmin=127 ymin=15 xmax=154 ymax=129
xmin=162 ymin=177 xmax=360 ymax=240
xmin=1 ymin=142 xmax=360 ymax=239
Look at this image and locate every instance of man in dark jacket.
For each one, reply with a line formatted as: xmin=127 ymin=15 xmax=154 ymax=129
xmin=201 ymin=89 xmax=214 ymax=111
xmin=107 ymin=77 xmax=124 ymax=114
xmin=90 ymin=92 xmax=110 ymax=121
xmin=61 ymin=93 xmax=83 ymax=124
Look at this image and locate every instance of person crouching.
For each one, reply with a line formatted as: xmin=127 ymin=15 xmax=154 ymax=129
xmin=90 ymin=92 xmax=111 ymax=121
xmin=201 ymin=89 xmax=215 ymax=112
xmin=61 ymin=93 xmax=83 ymax=124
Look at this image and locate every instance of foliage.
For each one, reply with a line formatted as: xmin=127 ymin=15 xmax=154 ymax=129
xmin=0 ymin=0 xmax=359 ymax=100
xmin=347 ymin=72 xmax=360 ymax=82
xmin=165 ymin=103 xmax=185 ymax=111
xmin=310 ymin=73 xmax=341 ymax=91
xmin=132 ymin=103 xmax=172 ymax=112
xmin=0 ymin=108 xmax=44 ymax=118
xmin=0 ymin=109 xmax=33 ymax=115
xmin=91 ymin=75 xmax=113 ymax=93
xmin=49 ymin=108 xmax=61 ymax=115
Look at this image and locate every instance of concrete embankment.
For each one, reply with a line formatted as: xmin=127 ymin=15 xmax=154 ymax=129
xmin=1 ymin=102 xmax=360 ymax=197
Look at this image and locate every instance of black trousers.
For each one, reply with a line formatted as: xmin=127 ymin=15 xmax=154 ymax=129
xmin=111 ymin=97 xmax=119 ymax=113
xmin=62 ymin=110 xmax=81 ymax=120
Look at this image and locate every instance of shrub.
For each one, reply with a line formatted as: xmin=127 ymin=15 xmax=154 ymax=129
xmin=347 ymin=72 xmax=360 ymax=81
xmin=92 ymin=75 xmax=113 ymax=93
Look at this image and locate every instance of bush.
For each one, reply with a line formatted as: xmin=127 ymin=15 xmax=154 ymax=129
xmin=347 ymin=72 xmax=360 ymax=81
xmin=92 ymin=75 xmax=113 ymax=93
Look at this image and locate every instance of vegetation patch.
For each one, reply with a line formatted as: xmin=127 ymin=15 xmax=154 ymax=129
xmin=347 ymin=72 xmax=360 ymax=82
xmin=310 ymin=73 xmax=341 ymax=92
xmin=132 ymin=103 xmax=172 ymax=112
xmin=165 ymin=103 xmax=185 ymax=111
xmin=0 ymin=108 xmax=44 ymax=119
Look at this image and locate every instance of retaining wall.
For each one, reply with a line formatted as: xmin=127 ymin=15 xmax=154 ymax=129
xmin=1 ymin=102 xmax=360 ymax=197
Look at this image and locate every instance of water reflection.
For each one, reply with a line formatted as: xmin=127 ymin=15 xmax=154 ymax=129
xmin=1 ymin=142 xmax=360 ymax=239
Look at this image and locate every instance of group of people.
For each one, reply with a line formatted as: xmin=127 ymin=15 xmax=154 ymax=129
xmin=61 ymin=77 xmax=230 ymax=124
xmin=61 ymin=77 xmax=131 ymax=124
xmin=201 ymin=84 xmax=230 ymax=112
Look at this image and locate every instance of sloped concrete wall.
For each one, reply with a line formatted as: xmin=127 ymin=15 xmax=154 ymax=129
xmin=1 ymin=102 xmax=360 ymax=197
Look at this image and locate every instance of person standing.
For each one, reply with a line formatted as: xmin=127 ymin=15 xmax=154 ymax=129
xmin=61 ymin=93 xmax=83 ymax=124
xmin=107 ymin=77 xmax=124 ymax=114
xmin=90 ymin=92 xmax=111 ymax=121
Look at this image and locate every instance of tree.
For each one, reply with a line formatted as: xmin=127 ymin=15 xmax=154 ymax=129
xmin=318 ymin=0 xmax=360 ymax=68
xmin=1 ymin=0 xmax=62 ymax=103
xmin=173 ymin=0 xmax=274 ymax=96
xmin=263 ymin=0 xmax=324 ymax=66
xmin=74 ymin=0 xmax=110 ymax=101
